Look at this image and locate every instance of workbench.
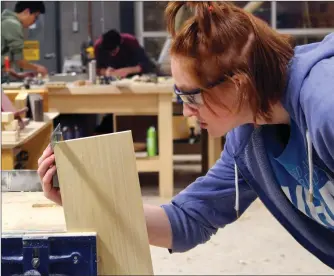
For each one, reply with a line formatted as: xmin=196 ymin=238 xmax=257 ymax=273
xmin=47 ymin=81 xmax=174 ymax=198
xmin=1 ymin=112 xmax=59 ymax=170
xmin=2 ymin=192 xmax=97 ymax=275
xmin=2 ymin=85 xmax=49 ymax=112
xmin=2 ymin=82 xmax=224 ymax=189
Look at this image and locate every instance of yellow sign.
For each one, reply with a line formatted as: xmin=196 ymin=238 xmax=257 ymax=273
xmin=23 ymin=40 xmax=40 ymax=61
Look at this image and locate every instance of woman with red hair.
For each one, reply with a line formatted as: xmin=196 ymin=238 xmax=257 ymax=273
xmin=37 ymin=2 xmax=334 ymax=269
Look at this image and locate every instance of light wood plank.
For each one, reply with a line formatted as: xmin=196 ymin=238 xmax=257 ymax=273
xmin=2 ymin=119 xmax=19 ymax=131
xmin=48 ymin=94 xmax=159 ymax=115
xmin=48 ymin=81 xmax=173 ymax=95
xmin=15 ymin=92 xmax=29 ymax=117
xmin=54 ymin=131 xmax=153 ymax=275
xmin=2 ymin=112 xmax=14 ymax=123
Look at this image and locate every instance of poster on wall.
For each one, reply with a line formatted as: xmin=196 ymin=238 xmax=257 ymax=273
xmin=23 ymin=41 xmax=40 ymax=61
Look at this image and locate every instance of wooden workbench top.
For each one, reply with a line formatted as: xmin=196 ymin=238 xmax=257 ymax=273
xmin=2 ymin=192 xmax=66 ymax=233
xmin=1 ymin=112 xmax=59 ymax=149
xmin=1 ymin=191 xmax=167 ymax=233
xmin=2 ymin=83 xmax=47 ymax=93
xmin=48 ymin=79 xmax=174 ymax=95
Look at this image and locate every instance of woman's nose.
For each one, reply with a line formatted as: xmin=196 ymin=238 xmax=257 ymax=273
xmin=183 ymin=103 xmax=197 ymax=117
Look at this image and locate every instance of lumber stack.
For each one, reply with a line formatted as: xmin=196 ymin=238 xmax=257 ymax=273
xmin=2 ymin=112 xmax=20 ymax=143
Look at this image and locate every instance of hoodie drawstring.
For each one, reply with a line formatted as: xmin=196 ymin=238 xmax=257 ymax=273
xmin=306 ymin=130 xmax=314 ymax=202
xmin=234 ymin=163 xmax=240 ymax=218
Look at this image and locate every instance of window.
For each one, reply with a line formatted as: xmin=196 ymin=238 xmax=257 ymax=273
xmin=143 ymin=1 xmax=167 ymax=32
xmin=277 ymin=1 xmax=334 ymax=29
xmin=233 ymin=1 xmax=272 ymax=25
xmin=294 ymin=36 xmax=328 ymax=46
xmin=135 ymin=2 xmax=168 ymax=62
xmin=143 ymin=37 xmax=166 ymax=61
xmin=135 ymin=1 xmax=334 ymax=63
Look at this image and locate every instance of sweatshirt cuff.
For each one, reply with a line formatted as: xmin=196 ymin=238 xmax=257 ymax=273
xmin=160 ymin=203 xmax=189 ymax=253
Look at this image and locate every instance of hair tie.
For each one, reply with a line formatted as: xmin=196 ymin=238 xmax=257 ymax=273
xmin=208 ymin=5 xmax=213 ymax=12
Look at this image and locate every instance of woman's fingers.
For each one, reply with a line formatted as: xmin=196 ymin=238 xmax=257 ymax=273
xmin=37 ymin=154 xmax=55 ymax=181
xmin=42 ymin=165 xmax=57 ymax=193
xmin=38 ymin=144 xmax=53 ymax=166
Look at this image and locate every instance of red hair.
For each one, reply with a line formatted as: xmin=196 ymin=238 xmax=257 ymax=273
xmin=165 ymin=1 xmax=295 ymax=121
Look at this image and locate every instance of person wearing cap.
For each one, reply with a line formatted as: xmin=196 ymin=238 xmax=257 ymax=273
xmin=1 ymin=1 xmax=48 ymax=81
xmin=94 ymin=29 xmax=157 ymax=79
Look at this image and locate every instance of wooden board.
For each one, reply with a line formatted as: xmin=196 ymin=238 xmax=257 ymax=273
xmin=15 ymin=92 xmax=29 ymax=117
xmin=2 ymin=119 xmax=18 ymax=131
xmin=54 ymin=131 xmax=153 ymax=275
xmin=2 ymin=112 xmax=14 ymax=122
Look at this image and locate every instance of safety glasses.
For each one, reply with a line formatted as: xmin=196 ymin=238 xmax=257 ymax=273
xmin=173 ymin=76 xmax=230 ymax=106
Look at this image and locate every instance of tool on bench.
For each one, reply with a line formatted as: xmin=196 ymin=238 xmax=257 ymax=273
xmin=50 ymin=123 xmax=63 ymax=188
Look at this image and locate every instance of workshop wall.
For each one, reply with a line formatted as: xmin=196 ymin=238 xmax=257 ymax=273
xmin=1 ymin=1 xmax=121 ymax=73
xmin=60 ymin=1 xmax=120 ymax=61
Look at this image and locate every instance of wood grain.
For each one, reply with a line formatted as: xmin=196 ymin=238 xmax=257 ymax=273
xmin=54 ymin=131 xmax=153 ymax=275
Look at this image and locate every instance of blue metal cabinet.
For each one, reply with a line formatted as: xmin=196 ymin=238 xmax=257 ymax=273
xmin=2 ymin=232 xmax=97 ymax=276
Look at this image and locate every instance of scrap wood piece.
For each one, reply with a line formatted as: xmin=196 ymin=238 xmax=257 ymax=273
xmin=2 ymin=112 xmax=14 ymax=123
xmin=15 ymin=92 xmax=28 ymax=117
xmin=54 ymin=130 xmax=153 ymax=275
xmin=2 ymin=119 xmax=19 ymax=131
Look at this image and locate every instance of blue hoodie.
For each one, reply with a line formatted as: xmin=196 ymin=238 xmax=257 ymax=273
xmin=161 ymin=33 xmax=334 ymax=269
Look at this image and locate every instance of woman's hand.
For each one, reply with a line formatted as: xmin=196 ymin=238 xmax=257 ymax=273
xmin=37 ymin=145 xmax=62 ymax=205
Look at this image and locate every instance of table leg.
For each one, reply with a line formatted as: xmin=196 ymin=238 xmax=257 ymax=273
xmin=1 ymin=149 xmax=15 ymax=170
xmin=21 ymin=122 xmax=54 ymax=170
xmin=158 ymin=94 xmax=173 ymax=198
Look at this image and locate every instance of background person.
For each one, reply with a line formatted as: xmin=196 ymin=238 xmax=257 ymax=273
xmin=1 ymin=1 xmax=48 ymax=81
xmin=94 ymin=29 xmax=157 ymax=79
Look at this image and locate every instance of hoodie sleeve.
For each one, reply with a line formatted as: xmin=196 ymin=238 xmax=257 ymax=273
xmin=299 ymin=56 xmax=334 ymax=173
xmin=161 ymin=133 xmax=258 ymax=253
xmin=2 ymin=19 xmax=24 ymax=62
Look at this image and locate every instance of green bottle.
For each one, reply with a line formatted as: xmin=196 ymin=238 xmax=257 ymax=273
xmin=147 ymin=126 xmax=157 ymax=156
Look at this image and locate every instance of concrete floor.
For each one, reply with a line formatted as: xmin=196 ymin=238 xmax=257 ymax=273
xmin=2 ymin=165 xmax=333 ymax=275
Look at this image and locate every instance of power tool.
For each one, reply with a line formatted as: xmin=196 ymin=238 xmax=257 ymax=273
xmin=80 ymin=37 xmax=95 ymax=73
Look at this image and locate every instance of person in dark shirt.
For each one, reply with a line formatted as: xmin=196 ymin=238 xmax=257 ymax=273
xmin=94 ymin=29 xmax=157 ymax=78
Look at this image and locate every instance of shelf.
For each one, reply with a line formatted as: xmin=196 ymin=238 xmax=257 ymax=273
xmin=136 ymin=156 xmax=160 ymax=172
